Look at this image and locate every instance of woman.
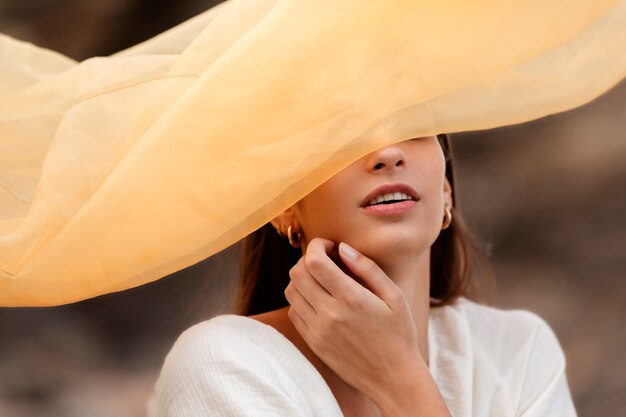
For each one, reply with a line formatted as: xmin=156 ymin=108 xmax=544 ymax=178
xmin=150 ymin=135 xmax=577 ymax=416
xmin=1 ymin=1 xmax=621 ymax=414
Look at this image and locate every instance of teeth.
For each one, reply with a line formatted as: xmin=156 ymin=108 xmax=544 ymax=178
xmin=368 ymin=191 xmax=412 ymax=206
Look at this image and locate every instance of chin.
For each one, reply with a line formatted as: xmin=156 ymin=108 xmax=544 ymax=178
xmin=351 ymin=228 xmax=431 ymax=262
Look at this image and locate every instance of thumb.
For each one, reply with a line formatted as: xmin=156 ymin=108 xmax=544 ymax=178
xmin=338 ymin=242 xmax=402 ymax=308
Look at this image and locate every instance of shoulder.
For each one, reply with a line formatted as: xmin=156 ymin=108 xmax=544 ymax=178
xmin=150 ymin=314 xmax=343 ymax=417
xmin=436 ymin=297 xmax=563 ymax=351
xmin=452 ymin=297 xmax=566 ymax=367
xmin=158 ymin=314 xmax=290 ymax=379
xmin=170 ymin=314 xmax=264 ymax=352
xmin=429 ymin=298 xmax=575 ymax=416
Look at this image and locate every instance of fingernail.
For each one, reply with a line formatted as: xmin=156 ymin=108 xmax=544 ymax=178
xmin=339 ymin=242 xmax=358 ymax=260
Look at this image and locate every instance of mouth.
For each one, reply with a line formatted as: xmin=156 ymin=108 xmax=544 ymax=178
xmin=360 ymin=183 xmax=419 ymax=208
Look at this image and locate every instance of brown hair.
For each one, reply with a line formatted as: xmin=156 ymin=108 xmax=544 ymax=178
xmin=235 ymin=134 xmax=493 ymax=316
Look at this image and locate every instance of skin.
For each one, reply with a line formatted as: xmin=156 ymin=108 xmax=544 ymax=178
xmin=262 ymin=136 xmax=453 ymax=416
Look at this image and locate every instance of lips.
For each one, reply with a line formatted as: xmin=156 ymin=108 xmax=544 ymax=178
xmin=360 ymin=182 xmax=419 ymax=207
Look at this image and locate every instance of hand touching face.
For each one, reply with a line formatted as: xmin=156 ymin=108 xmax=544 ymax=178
xmin=285 ymin=238 xmax=424 ymax=401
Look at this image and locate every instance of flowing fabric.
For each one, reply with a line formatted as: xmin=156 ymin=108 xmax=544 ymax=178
xmin=1 ymin=0 xmax=625 ymax=306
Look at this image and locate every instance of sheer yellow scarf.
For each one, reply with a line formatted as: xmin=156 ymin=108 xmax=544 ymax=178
xmin=1 ymin=0 xmax=625 ymax=306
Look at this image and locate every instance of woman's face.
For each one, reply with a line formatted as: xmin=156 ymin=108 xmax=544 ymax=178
xmin=275 ymin=136 xmax=452 ymax=262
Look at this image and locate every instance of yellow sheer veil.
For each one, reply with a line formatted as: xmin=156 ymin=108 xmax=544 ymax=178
xmin=1 ymin=0 xmax=625 ymax=306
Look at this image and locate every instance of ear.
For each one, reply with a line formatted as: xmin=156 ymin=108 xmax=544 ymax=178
xmin=443 ymin=177 xmax=453 ymax=209
xmin=270 ymin=206 xmax=301 ymax=233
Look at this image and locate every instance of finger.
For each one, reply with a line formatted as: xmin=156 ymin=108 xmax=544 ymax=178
xmin=287 ymin=306 xmax=312 ymax=342
xmin=284 ymin=280 xmax=316 ymax=324
xmin=304 ymin=238 xmax=366 ymax=298
xmin=289 ymin=256 xmax=334 ymax=309
xmin=338 ymin=242 xmax=403 ymax=308
xmin=309 ymin=236 xmax=335 ymax=253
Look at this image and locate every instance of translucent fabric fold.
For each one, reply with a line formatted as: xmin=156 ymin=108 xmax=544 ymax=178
xmin=1 ymin=0 xmax=625 ymax=306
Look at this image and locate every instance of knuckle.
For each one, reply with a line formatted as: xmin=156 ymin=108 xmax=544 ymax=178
xmin=305 ymin=238 xmax=319 ymax=254
xmin=284 ymin=284 xmax=293 ymax=297
xmin=290 ymin=257 xmax=304 ymax=275
xmin=341 ymin=292 xmax=360 ymax=308
xmin=362 ymin=259 xmax=379 ymax=276
xmin=308 ymin=237 xmax=319 ymax=246
xmin=312 ymin=339 xmax=328 ymax=355
xmin=289 ymin=263 xmax=305 ymax=282
xmin=284 ymin=291 xmax=293 ymax=304
xmin=304 ymin=253 xmax=323 ymax=271
xmin=389 ymin=288 xmax=406 ymax=306
xmin=321 ymin=308 xmax=342 ymax=325
xmin=288 ymin=267 xmax=297 ymax=280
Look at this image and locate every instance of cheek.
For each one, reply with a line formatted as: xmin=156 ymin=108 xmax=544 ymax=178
xmin=295 ymin=189 xmax=350 ymax=239
xmin=424 ymin=196 xmax=445 ymax=242
xmin=417 ymin=167 xmax=447 ymax=241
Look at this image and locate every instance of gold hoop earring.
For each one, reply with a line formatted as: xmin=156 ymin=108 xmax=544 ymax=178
xmin=441 ymin=206 xmax=452 ymax=230
xmin=287 ymin=225 xmax=302 ymax=248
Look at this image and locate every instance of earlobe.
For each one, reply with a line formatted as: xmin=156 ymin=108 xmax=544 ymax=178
xmin=270 ymin=206 xmax=301 ymax=236
xmin=270 ymin=206 xmax=303 ymax=248
xmin=441 ymin=178 xmax=454 ymax=230
xmin=270 ymin=211 xmax=290 ymax=236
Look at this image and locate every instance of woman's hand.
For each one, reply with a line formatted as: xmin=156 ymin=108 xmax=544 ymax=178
xmin=284 ymin=237 xmax=424 ymax=401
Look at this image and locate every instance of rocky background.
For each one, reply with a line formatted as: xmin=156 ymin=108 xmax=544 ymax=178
xmin=1 ymin=1 xmax=624 ymax=416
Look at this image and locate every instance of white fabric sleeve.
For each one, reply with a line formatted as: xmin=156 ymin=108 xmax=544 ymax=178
xmin=515 ymin=314 xmax=577 ymax=417
xmin=147 ymin=321 xmax=317 ymax=417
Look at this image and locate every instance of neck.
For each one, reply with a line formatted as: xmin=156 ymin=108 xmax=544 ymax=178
xmin=375 ymin=248 xmax=431 ymax=366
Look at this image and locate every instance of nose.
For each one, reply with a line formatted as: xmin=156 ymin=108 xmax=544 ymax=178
xmin=365 ymin=144 xmax=406 ymax=173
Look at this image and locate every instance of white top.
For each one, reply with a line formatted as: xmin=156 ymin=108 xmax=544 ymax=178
xmin=148 ymin=297 xmax=577 ymax=416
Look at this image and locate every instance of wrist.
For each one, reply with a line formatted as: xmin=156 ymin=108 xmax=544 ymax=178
xmin=370 ymin=358 xmax=452 ymax=417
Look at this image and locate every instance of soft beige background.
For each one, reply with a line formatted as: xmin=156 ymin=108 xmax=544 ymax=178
xmin=1 ymin=1 xmax=624 ymax=416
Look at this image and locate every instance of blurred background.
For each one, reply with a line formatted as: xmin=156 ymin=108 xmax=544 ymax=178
xmin=0 ymin=1 xmax=624 ymax=416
